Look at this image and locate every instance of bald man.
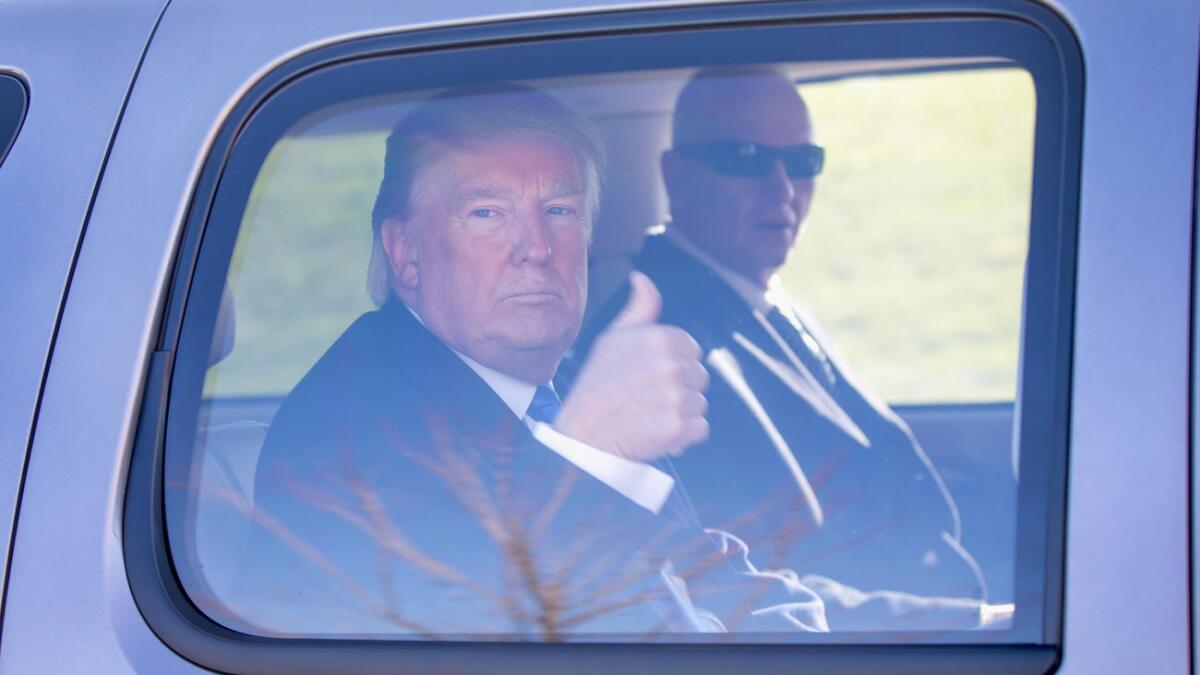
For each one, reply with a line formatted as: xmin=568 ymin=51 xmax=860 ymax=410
xmin=582 ymin=67 xmax=999 ymax=631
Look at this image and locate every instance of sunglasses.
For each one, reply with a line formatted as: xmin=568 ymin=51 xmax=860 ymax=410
xmin=675 ymin=141 xmax=825 ymax=179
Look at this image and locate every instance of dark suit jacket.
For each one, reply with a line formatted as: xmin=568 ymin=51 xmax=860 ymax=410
xmin=228 ymin=297 xmax=822 ymax=639
xmin=579 ymin=234 xmax=987 ymax=630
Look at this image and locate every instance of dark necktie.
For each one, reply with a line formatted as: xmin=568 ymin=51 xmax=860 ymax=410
xmin=527 ymin=384 xmax=562 ymax=424
xmin=764 ymin=306 xmax=837 ymax=387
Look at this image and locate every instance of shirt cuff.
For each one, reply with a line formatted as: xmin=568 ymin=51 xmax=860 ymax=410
xmin=527 ymin=420 xmax=675 ymax=514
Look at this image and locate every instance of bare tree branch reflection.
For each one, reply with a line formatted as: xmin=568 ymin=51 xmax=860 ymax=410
xmin=182 ymin=412 xmax=789 ymax=641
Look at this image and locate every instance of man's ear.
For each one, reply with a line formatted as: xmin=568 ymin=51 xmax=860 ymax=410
xmin=380 ymin=217 xmax=420 ymax=289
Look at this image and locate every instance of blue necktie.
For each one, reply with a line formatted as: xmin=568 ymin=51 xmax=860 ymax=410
xmin=527 ymin=385 xmax=562 ymax=424
xmin=765 ymin=306 xmax=837 ymax=387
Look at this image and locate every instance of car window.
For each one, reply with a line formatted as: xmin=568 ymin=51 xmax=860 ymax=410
xmin=790 ymin=68 xmax=1033 ymax=405
xmin=133 ymin=8 xmax=1078 ymax=672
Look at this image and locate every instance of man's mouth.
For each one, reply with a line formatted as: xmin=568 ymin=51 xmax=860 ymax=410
xmin=503 ymin=290 xmax=562 ymax=305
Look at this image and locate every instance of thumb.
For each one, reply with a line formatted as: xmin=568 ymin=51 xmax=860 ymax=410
xmin=610 ymin=270 xmax=662 ymax=328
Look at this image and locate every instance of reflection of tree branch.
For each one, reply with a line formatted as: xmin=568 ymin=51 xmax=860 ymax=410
xmin=284 ymin=470 xmax=502 ymax=605
xmin=557 ymin=586 xmax=669 ymax=630
xmin=408 ymin=416 xmax=731 ymax=640
xmin=185 ymin=477 xmax=439 ymax=637
xmin=427 ymin=419 xmax=730 ymax=638
xmin=340 ymin=439 xmax=491 ymax=628
xmin=530 ymin=466 xmax=579 ymax=540
xmin=420 ymin=418 xmax=540 ymax=629
xmin=374 ymin=540 xmax=403 ymax=628
xmin=190 ymin=411 xmax=791 ymax=640
xmin=558 ymin=522 xmax=738 ymax=632
xmin=341 ymin=432 xmax=509 ymax=607
xmin=505 ymin=520 xmax=563 ymax=641
xmin=416 ymin=419 xmax=510 ymax=545
xmin=553 ymin=501 xmax=629 ymax=593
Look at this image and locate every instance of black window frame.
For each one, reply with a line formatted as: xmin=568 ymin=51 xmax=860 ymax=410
xmin=0 ymin=72 xmax=29 ymax=169
xmin=124 ymin=1 xmax=1081 ymax=672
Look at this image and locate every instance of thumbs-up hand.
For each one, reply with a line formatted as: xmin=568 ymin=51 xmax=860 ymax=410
xmin=610 ymin=269 xmax=663 ymax=327
xmin=555 ymin=271 xmax=710 ymax=461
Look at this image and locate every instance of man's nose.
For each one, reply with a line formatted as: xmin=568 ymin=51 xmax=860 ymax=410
xmin=511 ymin=210 xmax=553 ymax=265
xmin=761 ymin=159 xmax=797 ymax=202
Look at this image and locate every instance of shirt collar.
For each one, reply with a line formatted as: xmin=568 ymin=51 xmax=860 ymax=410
xmin=663 ymin=227 xmax=789 ymax=313
xmin=404 ymin=305 xmax=539 ymax=417
xmin=455 ymin=352 xmax=539 ymax=419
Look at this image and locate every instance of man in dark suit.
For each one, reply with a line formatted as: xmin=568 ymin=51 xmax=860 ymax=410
xmin=582 ymin=67 xmax=995 ymax=631
xmin=228 ymin=85 xmax=826 ymax=639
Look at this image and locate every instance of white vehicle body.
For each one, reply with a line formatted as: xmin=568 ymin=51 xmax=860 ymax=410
xmin=0 ymin=0 xmax=1194 ymax=672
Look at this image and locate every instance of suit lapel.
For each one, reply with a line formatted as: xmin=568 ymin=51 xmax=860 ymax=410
xmin=639 ymin=235 xmax=862 ymax=437
xmin=638 ymin=236 xmax=777 ymax=352
xmin=374 ymin=298 xmax=531 ymax=448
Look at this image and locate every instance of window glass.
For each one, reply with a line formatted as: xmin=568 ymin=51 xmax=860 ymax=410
xmin=162 ymin=21 xmax=1071 ymax=650
xmin=790 ymin=69 xmax=1034 ymax=405
xmin=0 ymin=74 xmax=28 ymax=169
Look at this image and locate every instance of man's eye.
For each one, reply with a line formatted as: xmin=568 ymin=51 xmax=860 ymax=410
xmin=546 ymin=205 xmax=576 ymax=217
xmin=469 ymin=208 xmax=495 ymax=218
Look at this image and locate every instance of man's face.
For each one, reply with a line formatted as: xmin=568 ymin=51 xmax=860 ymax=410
xmin=383 ymin=136 xmax=589 ymax=383
xmin=663 ymin=75 xmax=816 ymax=288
